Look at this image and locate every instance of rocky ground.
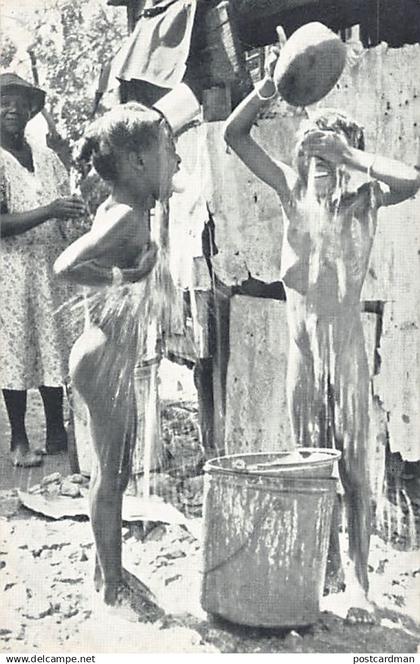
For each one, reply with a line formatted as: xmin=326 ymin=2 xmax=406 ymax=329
xmin=0 ymin=382 xmax=419 ymax=654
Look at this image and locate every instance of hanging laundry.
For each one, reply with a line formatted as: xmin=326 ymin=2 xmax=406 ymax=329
xmin=109 ymin=0 xmax=197 ymax=90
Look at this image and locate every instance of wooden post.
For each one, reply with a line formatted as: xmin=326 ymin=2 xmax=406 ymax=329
xmin=194 ymin=357 xmax=214 ymax=454
xmin=199 ymin=82 xmax=234 ymax=456
xmin=210 ymin=277 xmax=231 ymax=455
xmin=202 ymin=86 xmax=232 ymax=122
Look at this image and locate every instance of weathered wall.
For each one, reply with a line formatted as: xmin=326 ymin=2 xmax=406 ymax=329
xmin=175 ymin=44 xmax=420 ymax=460
xmin=321 ymin=44 xmax=420 ymax=461
xmin=225 ymin=296 xmax=292 ymax=454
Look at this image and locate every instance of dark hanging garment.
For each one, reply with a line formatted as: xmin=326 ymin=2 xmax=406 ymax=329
xmin=110 ymin=0 xmax=197 ymax=90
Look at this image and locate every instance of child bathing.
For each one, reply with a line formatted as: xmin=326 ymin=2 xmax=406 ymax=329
xmin=224 ymin=45 xmax=419 ymax=621
xmin=54 ymin=102 xmax=180 ymax=617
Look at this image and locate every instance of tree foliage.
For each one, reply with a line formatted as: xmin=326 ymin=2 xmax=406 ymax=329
xmin=3 ymin=0 xmax=127 ymax=145
xmin=36 ymin=0 xmax=126 ymax=142
xmin=0 ymin=35 xmax=18 ymax=69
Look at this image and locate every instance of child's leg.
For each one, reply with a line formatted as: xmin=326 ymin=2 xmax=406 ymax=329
xmin=69 ymin=325 xmax=163 ymax=620
xmin=88 ymin=398 xmax=134 ymax=604
xmin=325 ymin=495 xmax=345 ymax=593
xmin=340 ymin=444 xmax=371 ymax=594
xmin=334 ymin=320 xmax=371 ymax=594
xmin=285 ymin=289 xmax=317 ymax=447
xmin=287 ymin=337 xmax=315 ymax=446
xmin=306 ymin=316 xmax=345 ymax=590
xmin=69 ymin=327 xmax=132 ymax=602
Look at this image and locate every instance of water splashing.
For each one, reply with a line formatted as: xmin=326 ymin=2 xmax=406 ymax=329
xmin=142 ymin=361 xmax=157 ymax=501
xmin=373 ymin=460 xmax=418 ymax=551
xmin=58 ymin=115 xmax=204 ymax=509
xmin=401 ymin=488 xmax=417 ymax=550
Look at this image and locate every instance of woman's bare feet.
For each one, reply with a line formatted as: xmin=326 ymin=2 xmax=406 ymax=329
xmin=10 ymin=434 xmax=43 ymax=467
xmin=10 ymin=446 xmax=43 ymax=467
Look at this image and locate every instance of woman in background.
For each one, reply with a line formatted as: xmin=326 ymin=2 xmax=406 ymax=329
xmin=0 ymin=73 xmax=85 ymax=467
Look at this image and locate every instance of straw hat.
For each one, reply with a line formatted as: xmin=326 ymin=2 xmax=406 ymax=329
xmin=0 ymin=73 xmax=46 ymax=119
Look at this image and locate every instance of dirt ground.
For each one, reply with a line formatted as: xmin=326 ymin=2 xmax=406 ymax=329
xmin=1 ymin=387 xmax=419 ymax=654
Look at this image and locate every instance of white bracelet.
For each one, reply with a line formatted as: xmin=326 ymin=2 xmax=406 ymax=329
xmin=112 ymin=266 xmax=123 ymax=287
xmin=255 ymin=80 xmax=277 ymax=101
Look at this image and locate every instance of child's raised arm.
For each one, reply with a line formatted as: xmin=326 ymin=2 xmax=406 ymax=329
xmin=348 ymin=151 xmax=419 ymax=205
xmin=302 ymin=131 xmax=420 ymax=206
xmin=223 ymin=47 xmax=296 ymax=207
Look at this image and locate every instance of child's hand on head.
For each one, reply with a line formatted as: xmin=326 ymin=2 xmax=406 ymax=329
xmin=301 ymin=130 xmax=352 ymax=166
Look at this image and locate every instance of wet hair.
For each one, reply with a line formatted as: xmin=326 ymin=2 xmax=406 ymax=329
xmin=295 ymin=108 xmax=365 ymax=156
xmin=75 ymin=102 xmax=169 ymax=183
xmin=293 ymin=108 xmax=365 ymax=187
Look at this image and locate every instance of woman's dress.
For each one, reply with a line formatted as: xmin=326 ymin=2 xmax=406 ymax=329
xmin=0 ymin=139 xmax=75 ymax=389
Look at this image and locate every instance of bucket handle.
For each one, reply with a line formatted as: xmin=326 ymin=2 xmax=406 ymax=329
xmin=202 ymin=499 xmax=282 ymax=576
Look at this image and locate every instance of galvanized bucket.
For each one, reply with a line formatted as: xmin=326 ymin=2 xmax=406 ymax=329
xmin=201 ymin=449 xmax=340 ymax=627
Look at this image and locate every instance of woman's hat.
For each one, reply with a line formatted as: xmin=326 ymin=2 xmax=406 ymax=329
xmin=0 ymin=73 xmax=46 ymax=118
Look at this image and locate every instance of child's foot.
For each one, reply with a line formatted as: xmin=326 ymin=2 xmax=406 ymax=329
xmin=321 ymin=567 xmax=375 ymax=624
xmin=45 ymin=427 xmax=68 ymax=455
xmin=97 ymin=569 xmax=164 ymax=623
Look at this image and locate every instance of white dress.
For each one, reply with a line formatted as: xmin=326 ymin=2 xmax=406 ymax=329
xmin=0 ymin=140 xmax=75 ymax=390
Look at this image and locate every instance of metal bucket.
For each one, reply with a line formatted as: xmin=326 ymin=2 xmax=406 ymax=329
xmin=201 ymin=449 xmax=340 ymax=627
